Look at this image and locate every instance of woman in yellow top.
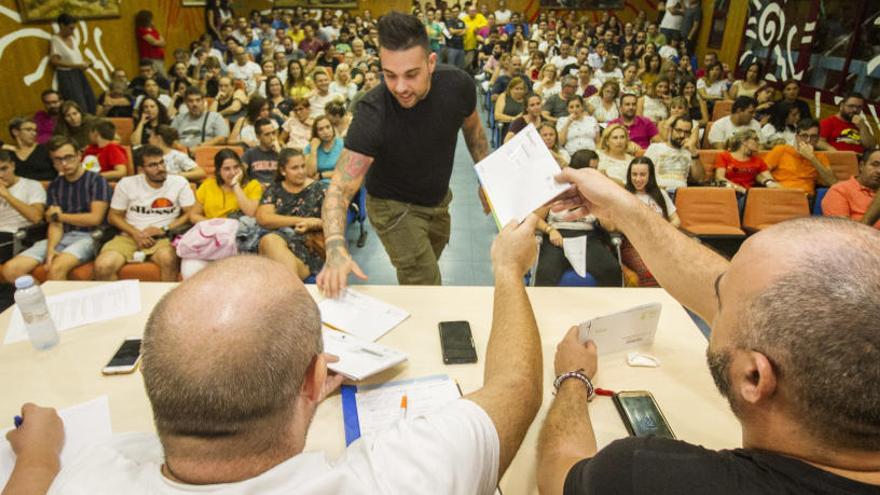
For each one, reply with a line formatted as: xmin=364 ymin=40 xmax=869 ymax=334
xmin=286 ymin=59 xmax=312 ymax=101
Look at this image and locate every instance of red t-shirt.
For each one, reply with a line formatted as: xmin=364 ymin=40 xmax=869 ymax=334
xmin=715 ymin=151 xmax=768 ymax=189
xmin=136 ymin=26 xmax=165 ymax=60
xmin=83 ymin=143 xmax=128 ymax=173
xmin=820 ymin=115 xmax=864 ymax=153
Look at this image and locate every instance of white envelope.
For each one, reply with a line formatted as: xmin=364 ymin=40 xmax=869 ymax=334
xmin=578 ymin=303 xmax=662 ymax=355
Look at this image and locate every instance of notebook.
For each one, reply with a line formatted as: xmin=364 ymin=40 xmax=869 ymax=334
xmin=323 ymin=328 xmax=408 ymax=381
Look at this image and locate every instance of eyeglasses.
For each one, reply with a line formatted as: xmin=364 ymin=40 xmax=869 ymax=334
xmin=142 ymin=159 xmax=166 ymax=168
xmin=51 ymin=154 xmax=78 ymax=164
xmin=798 ymin=133 xmax=819 ymax=142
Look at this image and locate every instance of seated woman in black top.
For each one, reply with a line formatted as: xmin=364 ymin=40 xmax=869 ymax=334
xmin=132 ymin=97 xmax=171 ymax=146
xmin=256 ymin=149 xmax=325 ymax=281
xmin=3 ymin=117 xmax=56 ymax=181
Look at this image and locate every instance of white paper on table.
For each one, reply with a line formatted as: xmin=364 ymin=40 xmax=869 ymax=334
xmin=562 ymin=235 xmax=587 ymax=277
xmin=473 ymin=124 xmax=571 ymax=229
xmin=318 ymin=289 xmax=410 ymax=342
xmin=4 ymin=280 xmax=141 ymax=345
xmin=0 ymin=395 xmax=112 ymax=484
xmin=578 ymin=303 xmax=662 ymax=355
xmin=323 ymin=328 xmax=408 ymax=381
xmin=355 ymin=375 xmax=461 ymax=437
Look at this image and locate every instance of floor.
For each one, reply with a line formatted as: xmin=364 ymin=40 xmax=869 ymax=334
xmin=346 ymin=103 xmax=498 ymax=287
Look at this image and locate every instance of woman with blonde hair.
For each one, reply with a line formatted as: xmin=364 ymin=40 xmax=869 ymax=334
xmin=713 ymin=129 xmax=777 ymax=195
xmin=637 ymin=77 xmax=671 ymax=124
xmin=596 ymin=124 xmax=634 ymax=185
xmin=329 ymin=63 xmax=358 ymax=103
xmin=534 ymin=64 xmax=561 ymax=98
xmin=586 ymin=80 xmax=620 ymax=124
xmin=494 ymin=77 xmax=527 ymax=136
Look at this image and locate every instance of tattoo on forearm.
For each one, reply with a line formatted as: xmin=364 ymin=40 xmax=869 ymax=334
xmin=322 ymin=149 xmax=372 ymax=262
xmin=463 ymin=118 xmax=490 ymax=163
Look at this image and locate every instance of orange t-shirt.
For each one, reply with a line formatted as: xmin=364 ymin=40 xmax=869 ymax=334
xmin=763 ymin=144 xmax=831 ymax=195
xmin=822 ymin=177 xmax=880 ymax=229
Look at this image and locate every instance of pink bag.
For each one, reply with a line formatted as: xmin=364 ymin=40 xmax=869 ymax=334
xmin=175 ymin=218 xmax=240 ymax=261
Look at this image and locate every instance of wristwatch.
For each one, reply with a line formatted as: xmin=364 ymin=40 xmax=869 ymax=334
xmin=553 ymin=368 xmax=595 ymax=401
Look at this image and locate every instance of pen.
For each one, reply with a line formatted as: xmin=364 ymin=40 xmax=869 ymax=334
xmin=399 ymin=394 xmax=407 ymax=420
xmin=595 ymin=388 xmax=615 ymax=397
xmin=13 ymin=415 xmax=22 ymax=428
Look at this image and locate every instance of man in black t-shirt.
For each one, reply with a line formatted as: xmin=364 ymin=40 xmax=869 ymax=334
xmin=317 ymin=12 xmax=490 ymax=297
xmin=536 ymin=168 xmax=880 ymax=494
xmin=442 ymin=6 xmax=466 ymax=69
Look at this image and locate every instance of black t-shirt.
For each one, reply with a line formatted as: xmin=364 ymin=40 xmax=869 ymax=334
xmin=445 ymin=18 xmax=465 ymax=50
xmin=345 ymin=64 xmax=476 ymax=207
xmin=11 ymin=144 xmax=57 ymax=181
xmin=564 ymin=437 xmax=880 ymax=495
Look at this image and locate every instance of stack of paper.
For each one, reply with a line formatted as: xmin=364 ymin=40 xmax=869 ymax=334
xmin=318 ymin=289 xmax=410 ymax=342
xmin=0 ymin=396 xmax=113 ymax=484
xmin=578 ymin=303 xmax=662 ymax=354
xmin=4 ymin=280 xmax=142 ymax=345
xmin=474 ymin=124 xmax=571 ymax=230
xmin=323 ymin=329 xmax=408 ymax=381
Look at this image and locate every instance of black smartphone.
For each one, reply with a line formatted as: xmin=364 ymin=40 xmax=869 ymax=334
xmin=612 ymin=390 xmax=676 ymax=439
xmin=439 ymin=321 xmax=478 ymax=364
xmin=102 ymin=337 xmax=142 ymax=375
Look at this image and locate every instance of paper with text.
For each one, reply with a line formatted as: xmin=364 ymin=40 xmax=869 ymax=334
xmin=562 ymin=235 xmax=587 ymax=277
xmin=474 ymin=124 xmax=571 ymax=229
xmin=318 ymin=289 xmax=409 ymax=342
xmin=4 ymin=280 xmax=141 ymax=345
xmin=323 ymin=328 xmax=408 ymax=381
xmin=355 ymin=375 xmax=461 ymax=438
xmin=578 ymin=303 xmax=662 ymax=354
xmin=0 ymin=395 xmax=113 ymax=484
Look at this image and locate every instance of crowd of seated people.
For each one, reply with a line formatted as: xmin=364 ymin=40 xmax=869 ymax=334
xmin=0 ymin=3 xmax=877 ymax=293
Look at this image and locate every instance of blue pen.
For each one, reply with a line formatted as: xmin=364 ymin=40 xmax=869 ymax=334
xmin=13 ymin=416 xmax=22 ymax=428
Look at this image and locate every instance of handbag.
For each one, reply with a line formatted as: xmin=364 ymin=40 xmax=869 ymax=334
xmin=175 ymin=218 xmax=240 ymax=261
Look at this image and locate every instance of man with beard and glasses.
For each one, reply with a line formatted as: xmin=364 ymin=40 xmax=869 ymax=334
xmin=94 ymin=145 xmax=194 ymax=281
xmin=318 ymin=12 xmax=490 ymax=296
xmin=535 ymin=166 xmax=880 ymax=495
xmin=34 ymin=89 xmax=62 ymax=145
xmin=820 ymin=92 xmax=876 ymax=154
xmin=643 ymin=116 xmax=703 ymax=193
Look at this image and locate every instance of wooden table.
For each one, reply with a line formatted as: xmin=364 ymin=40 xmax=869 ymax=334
xmin=0 ymin=282 xmax=741 ymax=494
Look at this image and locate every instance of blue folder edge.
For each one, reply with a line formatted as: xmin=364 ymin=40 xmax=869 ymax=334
xmin=341 ymin=384 xmax=361 ymax=446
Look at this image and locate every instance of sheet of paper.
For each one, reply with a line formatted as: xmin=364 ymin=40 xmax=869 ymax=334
xmin=5 ymin=280 xmax=142 ymax=345
xmin=323 ymin=328 xmax=408 ymax=381
xmin=578 ymin=303 xmax=662 ymax=355
xmin=562 ymin=236 xmax=587 ymax=277
xmin=318 ymin=289 xmax=410 ymax=342
xmin=474 ymin=124 xmax=571 ymax=229
xmin=0 ymin=395 xmax=112 ymax=484
xmin=354 ymin=375 xmax=461 ymax=437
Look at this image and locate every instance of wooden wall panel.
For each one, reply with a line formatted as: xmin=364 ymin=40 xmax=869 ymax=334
xmin=0 ymin=0 xmax=205 ymax=142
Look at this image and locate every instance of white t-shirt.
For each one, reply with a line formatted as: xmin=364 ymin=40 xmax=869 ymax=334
xmin=309 ymin=92 xmax=336 ymax=119
xmin=550 ymin=55 xmax=577 ymax=72
xmin=494 ymin=8 xmax=512 ymax=23
xmin=659 ymin=0 xmax=684 ymax=31
xmin=227 ymin=61 xmax=262 ymax=95
xmin=0 ymin=178 xmax=46 ymax=233
xmin=50 ymin=35 xmax=83 ymax=68
xmin=658 ymin=45 xmax=678 ymax=60
xmin=163 ymin=149 xmax=198 ymax=176
xmin=329 ymin=81 xmax=357 ymax=102
xmin=557 ymin=115 xmax=599 ymax=154
xmin=644 ymin=142 xmax=692 ymax=190
xmin=47 ymin=400 xmax=499 ymax=495
xmin=760 ymin=123 xmax=796 ymax=147
xmin=697 ymin=78 xmax=727 ymax=99
xmin=707 ymin=116 xmax=762 ymax=147
xmin=534 ymin=80 xmax=561 ymax=99
xmin=635 ymin=189 xmax=676 ymax=219
xmin=110 ymin=174 xmax=195 ymax=230
xmin=597 ymin=151 xmax=634 ymax=184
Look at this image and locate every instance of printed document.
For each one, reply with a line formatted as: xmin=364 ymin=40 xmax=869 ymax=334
xmin=578 ymin=303 xmax=662 ymax=354
xmin=318 ymin=289 xmax=409 ymax=342
xmin=323 ymin=328 xmax=408 ymax=380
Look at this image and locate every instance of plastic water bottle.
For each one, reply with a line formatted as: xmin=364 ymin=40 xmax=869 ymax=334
xmin=14 ymin=275 xmax=59 ymax=350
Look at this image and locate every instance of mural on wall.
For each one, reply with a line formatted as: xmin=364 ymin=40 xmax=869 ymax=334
xmin=16 ymin=0 xmax=121 ymax=23
xmin=539 ymin=0 xmax=624 ymax=9
xmin=0 ymin=5 xmax=115 ymax=90
xmin=739 ymin=0 xmax=814 ymax=82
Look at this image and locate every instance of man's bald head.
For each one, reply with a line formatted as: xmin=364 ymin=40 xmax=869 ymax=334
xmin=142 ymin=256 xmax=322 ymax=446
xmin=713 ymin=217 xmax=880 ymax=450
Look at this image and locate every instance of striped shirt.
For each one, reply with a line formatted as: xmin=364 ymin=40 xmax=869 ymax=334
xmin=47 ymin=170 xmax=111 ymax=233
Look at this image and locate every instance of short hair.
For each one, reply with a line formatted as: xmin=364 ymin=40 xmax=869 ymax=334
xmin=134 ymin=9 xmax=153 ymax=28
xmin=253 ymin=117 xmax=274 ymax=136
xmin=184 ymin=86 xmax=203 ymax=99
xmin=737 ymin=217 xmax=880 ymax=449
xmin=670 ymin=116 xmax=693 ymax=131
xmin=139 ymin=59 xmax=154 ymax=68
xmin=377 ymin=11 xmax=429 ymax=52
xmin=276 ymin=148 xmax=305 ymax=182
xmin=842 ymin=91 xmax=866 ymax=103
xmin=154 ymin=125 xmax=178 ymax=147
xmin=0 ymin=149 xmax=13 ymax=163
xmin=860 ymin=147 xmax=880 ymax=164
xmin=598 ymin=123 xmax=630 ymax=152
xmin=40 ymin=89 xmax=59 ymax=101
xmin=8 ymin=116 xmax=34 ymax=136
xmin=504 ymin=76 xmax=525 ymax=96
xmin=91 ymin=119 xmax=116 ymax=140
xmin=56 ymin=13 xmax=75 ymax=26
xmin=569 ymin=149 xmax=598 ymax=169
xmin=325 ymin=99 xmax=347 ymax=118
xmin=619 ymin=93 xmax=638 ymax=105
xmin=732 ymin=95 xmax=757 ymax=113
xmin=47 ymin=135 xmax=78 ymax=153
xmin=213 ymin=148 xmax=246 ymax=184
xmin=142 ymin=257 xmax=322 ymax=439
xmin=796 ymin=118 xmax=820 ymax=133
xmin=135 ymin=144 xmax=164 ymax=169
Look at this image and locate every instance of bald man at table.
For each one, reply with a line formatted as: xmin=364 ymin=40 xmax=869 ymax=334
xmin=4 ymin=216 xmax=544 ymax=495
xmin=537 ymin=168 xmax=880 ymax=494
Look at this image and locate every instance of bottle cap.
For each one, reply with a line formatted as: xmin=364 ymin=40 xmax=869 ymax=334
xmin=14 ymin=275 xmax=35 ymax=290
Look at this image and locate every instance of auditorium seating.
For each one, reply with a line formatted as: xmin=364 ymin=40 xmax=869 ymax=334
xmin=194 ymin=145 xmax=245 ymax=177
xmin=110 ymin=117 xmax=135 ymax=146
xmin=710 ymin=100 xmax=733 ymax=122
xmin=824 ymin=151 xmax=859 ymax=181
xmin=742 ymin=188 xmax=810 ymax=233
xmin=675 ymin=187 xmax=745 ymax=257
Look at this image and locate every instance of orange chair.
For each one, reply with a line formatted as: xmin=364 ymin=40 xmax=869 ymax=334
xmin=32 ymin=262 xmax=164 ymax=282
xmin=193 ymin=145 xmax=245 ymax=177
xmin=697 ymin=149 xmax=722 ymax=179
xmin=741 ymin=188 xmax=810 ymax=233
xmin=675 ymin=187 xmax=746 ymax=237
xmin=121 ymin=145 xmax=135 ymax=176
xmin=823 ymin=151 xmax=859 ymax=181
xmin=711 ymin=100 xmax=733 ymax=121
xmin=109 ymin=117 xmax=134 ymax=145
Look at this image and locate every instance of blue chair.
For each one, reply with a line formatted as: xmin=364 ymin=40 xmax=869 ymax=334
xmin=347 ymin=185 xmax=368 ymax=248
xmin=303 ymin=274 xmax=317 ymax=284
xmin=813 ymin=187 xmax=828 ymax=216
xmin=558 ymin=269 xmax=599 ymax=287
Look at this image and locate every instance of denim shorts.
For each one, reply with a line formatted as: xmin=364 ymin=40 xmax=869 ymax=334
xmin=19 ymin=231 xmax=98 ymax=262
